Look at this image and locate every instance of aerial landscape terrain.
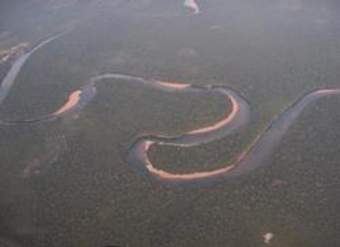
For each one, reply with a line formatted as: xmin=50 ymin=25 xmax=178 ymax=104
xmin=0 ymin=1 xmax=339 ymax=246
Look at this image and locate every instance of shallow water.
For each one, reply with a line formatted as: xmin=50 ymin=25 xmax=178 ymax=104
xmin=0 ymin=0 xmax=339 ymax=246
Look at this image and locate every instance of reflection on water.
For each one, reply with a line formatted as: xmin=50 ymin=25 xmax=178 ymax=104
xmin=0 ymin=0 xmax=339 ymax=246
xmin=183 ymin=0 xmax=200 ymax=15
